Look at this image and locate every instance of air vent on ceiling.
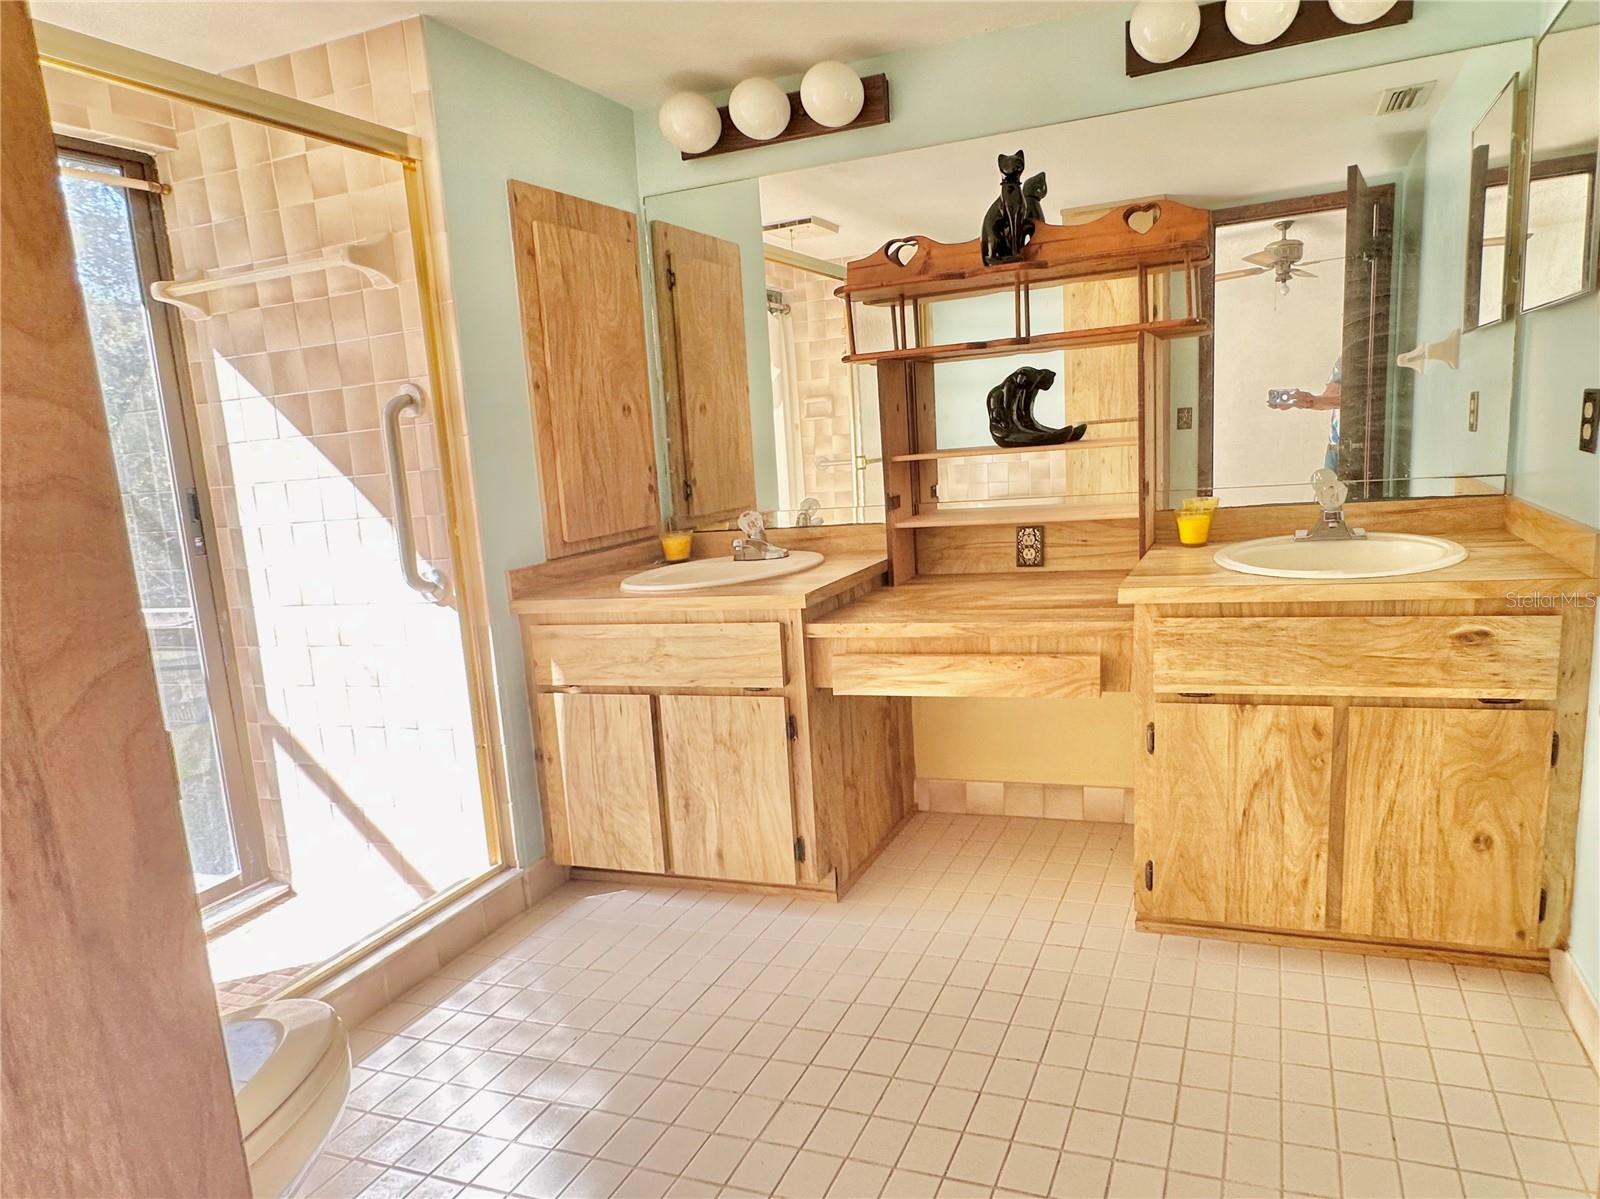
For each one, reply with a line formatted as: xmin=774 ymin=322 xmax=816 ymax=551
xmin=762 ymin=216 xmax=839 ymax=240
xmin=1375 ymin=81 xmax=1436 ymax=115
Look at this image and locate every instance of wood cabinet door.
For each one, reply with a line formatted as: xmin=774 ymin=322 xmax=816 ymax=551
xmin=509 ymin=181 xmax=659 ymax=558
xmin=650 ymin=222 xmax=756 ymax=524
xmin=539 ymin=692 xmax=665 ymax=873
xmin=1342 ymin=707 xmax=1552 ymax=951
xmin=1139 ymin=702 xmax=1333 ymax=931
xmin=657 ymin=694 xmax=796 ymax=884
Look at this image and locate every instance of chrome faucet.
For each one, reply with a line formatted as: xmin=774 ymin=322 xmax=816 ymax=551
xmin=1296 ymin=468 xmax=1365 ymax=542
xmin=732 ymin=510 xmax=790 ymax=561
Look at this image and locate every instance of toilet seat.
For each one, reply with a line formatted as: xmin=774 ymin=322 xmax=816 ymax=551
xmin=224 ymin=999 xmax=350 ymax=1198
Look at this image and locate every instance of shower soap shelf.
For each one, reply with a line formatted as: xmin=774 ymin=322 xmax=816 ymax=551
xmin=149 ymin=237 xmax=398 ymax=320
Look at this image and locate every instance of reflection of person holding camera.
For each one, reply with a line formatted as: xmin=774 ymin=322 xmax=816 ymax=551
xmin=1268 ymin=355 xmax=1342 ymax=472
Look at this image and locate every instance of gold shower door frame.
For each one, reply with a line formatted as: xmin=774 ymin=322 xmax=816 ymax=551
xmin=36 ymin=23 xmax=511 ymax=995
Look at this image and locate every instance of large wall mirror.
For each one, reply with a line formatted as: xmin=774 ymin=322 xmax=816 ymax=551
xmin=642 ymin=37 xmax=1534 ymax=523
xmin=1522 ymin=0 xmax=1600 ymax=315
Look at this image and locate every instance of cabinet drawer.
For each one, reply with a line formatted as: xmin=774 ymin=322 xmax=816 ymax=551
xmin=528 ymin=622 xmax=784 ymax=689
xmin=831 ymin=652 xmax=1100 ymax=699
xmin=1151 ymin=616 xmax=1560 ymax=700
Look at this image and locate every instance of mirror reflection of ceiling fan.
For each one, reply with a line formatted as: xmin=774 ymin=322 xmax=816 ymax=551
xmin=1216 ymin=219 xmax=1340 ymax=295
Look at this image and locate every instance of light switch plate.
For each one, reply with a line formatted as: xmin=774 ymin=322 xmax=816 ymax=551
xmin=1176 ymin=407 xmax=1193 ymax=430
xmin=1016 ymin=525 xmax=1044 ymax=567
xmin=1581 ymin=388 xmax=1597 ymax=454
xmin=1468 ymin=391 xmax=1480 ymax=433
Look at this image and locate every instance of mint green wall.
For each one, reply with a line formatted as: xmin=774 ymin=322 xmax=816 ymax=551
xmin=423 ymin=18 xmax=641 ymax=861
xmin=643 ymin=182 xmax=779 ymax=510
xmin=1510 ymin=2 xmax=1600 ymax=1002
xmin=634 ymin=2 xmax=1544 ymax=197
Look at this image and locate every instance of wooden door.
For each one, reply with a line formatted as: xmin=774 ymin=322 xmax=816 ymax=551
xmin=650 ymin=222 xmax=756 ymax=524
xmin=509 ymin=181 xmax=659 ymax=557
xmin=657 ymin=694 xmax=796 ymax=884
xmin=1342 ymin=707 xmax=1552 ymax=951
xmin=1338 ymin=164 xmax=1395 ymax=498
xmin=2 ymin=10 xmax=252 ymax=1194
xmin=539 ymin=692 xmax=664 ymax=873
xmin=1139 ymin=703 xmax=1333 ymax=931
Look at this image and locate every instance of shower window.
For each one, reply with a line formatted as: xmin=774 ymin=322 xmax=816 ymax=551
xmin=58 ymin=139 xmax=266 ymax=904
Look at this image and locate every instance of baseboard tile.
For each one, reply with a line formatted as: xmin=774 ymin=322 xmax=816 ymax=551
xmin=312 ymin=861 xmax=562 ymax=1026
xmin=1551 ymin=949 xmax=1599 ymax=1070
xmin=916 ymin=777 xmax=1133 ymax=823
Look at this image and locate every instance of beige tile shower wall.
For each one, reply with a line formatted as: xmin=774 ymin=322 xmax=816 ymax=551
xmin=936 ymin=449 xmax=1070 ymax=504
xmin=765 ymin=260 xmax=855 ymax=511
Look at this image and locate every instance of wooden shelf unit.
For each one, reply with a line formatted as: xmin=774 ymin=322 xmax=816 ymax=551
xmin=894 ymin=500 xmax=1139 ymax=529
xmin=890 ymin=437 xmax=1139 ymax=465
xmin=846 ymin=199 xmax=1213 ymax=573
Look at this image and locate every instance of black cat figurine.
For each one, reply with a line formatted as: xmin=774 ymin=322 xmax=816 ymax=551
xmin=981 ymin=151 xmax=1035 ymax=266
xmin=985 ymin=365 xmax=1087 ymax=448
xmin=1022 ymin=172 xmax=1049 ymax=228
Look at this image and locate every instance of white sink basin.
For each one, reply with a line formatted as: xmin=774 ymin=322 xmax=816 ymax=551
xmin=1213 ymin=532 xmax=1467 ymax=579
xmin=621 ymin=551 xmax=824 ymax=594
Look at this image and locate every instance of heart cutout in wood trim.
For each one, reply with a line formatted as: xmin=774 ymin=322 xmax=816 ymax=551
xmin=1123 ymin=203 xmax=1162 ymax=235
xmin=885 ymin=237 xmax=921 ymax=267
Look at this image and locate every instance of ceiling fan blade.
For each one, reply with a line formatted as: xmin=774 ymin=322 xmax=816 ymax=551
xmin=1290 ymin=269 xmax=1318 ymax=278
xmin=1297 ymin=256 xmax=1342 ymax=266
xmin=1216 ymin=267 xmax=1268 ymax=281
xmin=1242 ymin=250 xmax=1279 ymax=266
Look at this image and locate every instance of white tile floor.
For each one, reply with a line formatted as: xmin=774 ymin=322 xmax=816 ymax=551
xmin=305 ymin=815 xmax=1599 ymax=1199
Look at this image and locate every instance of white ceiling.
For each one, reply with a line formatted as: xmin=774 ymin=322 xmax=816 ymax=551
xmin=756 ymin=49 xmax=1471 ymax=263
xmin=31 ymin=0 xmax=1090 ymax=108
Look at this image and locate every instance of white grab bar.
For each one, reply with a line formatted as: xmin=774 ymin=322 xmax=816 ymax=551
xmin=381 ymin=385 xmax=447 ymax=604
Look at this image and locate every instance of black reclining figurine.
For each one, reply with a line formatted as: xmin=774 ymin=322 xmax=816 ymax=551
xmin=986 ymin=365 xmax=1088 ymax=448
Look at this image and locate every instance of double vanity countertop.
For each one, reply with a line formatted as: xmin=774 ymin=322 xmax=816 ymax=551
xmin=509 ymin=552 xmax=889 ymax=616
xmin=1121 ymin=529 xmax=1598 ymax=605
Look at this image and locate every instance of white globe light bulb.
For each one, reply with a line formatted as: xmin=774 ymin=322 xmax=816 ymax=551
xmin=657 ymin=92 xmax=721 ymax=154
xmin=1128 ymin=0 xmax=1202 ymax=65
xmin=800 ymin=61 xmax=864 ymax=128
xmin=728 ymin=77 xmax=791 ymax=141
xmin=1328 ymin=0 xmax=1397 ymax=23
xmin=1224 ymin=0 xmax=1300 ymax=45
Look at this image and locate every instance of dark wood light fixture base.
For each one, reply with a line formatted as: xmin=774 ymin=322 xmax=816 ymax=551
xmin=1126 ymin=0 xmax=1413 ymax=78
xmin=683 ymin=73 xmax=890 ymax=160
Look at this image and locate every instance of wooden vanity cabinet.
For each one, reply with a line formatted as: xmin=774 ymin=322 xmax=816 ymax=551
xmin=1135 ymin=606 xmax=1572 ymax=964
xmin=657 ymin=694 xmax=797 ymax=885
xmin=1139 ymin=702 xmax=1333 ymax=932
xmin=1341 ymin=706 xmax=1553 ymax=951
xmin=537 ymin=691 xmax=665 ymax=874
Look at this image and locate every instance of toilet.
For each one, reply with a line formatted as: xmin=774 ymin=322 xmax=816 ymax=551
xmin=223 ymin=999 xmax=351 ymax=1198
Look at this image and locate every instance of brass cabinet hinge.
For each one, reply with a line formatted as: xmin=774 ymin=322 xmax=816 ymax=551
xmin=1145 ymin=722 xmax=1155 ymax=754
xmin=1144 ymin=860 xmax=1154 ymax=891
xmin=1551 ymin=732 xmax=1560 ymax=766
xmin=794 ymin=837 xmax=806 ymax=863
xmin=1539 ymin=887 xmax=1549 ymax=923
xmin=787 ymin=714 xmax=798 ymax=741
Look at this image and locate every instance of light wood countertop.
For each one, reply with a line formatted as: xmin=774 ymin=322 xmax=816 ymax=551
xmin=1119 ymin=531 xmax=1598 ymax=605
xmin=806 ymin=571 xmax=1132 ymax=638
xmin=510 ymin=553 xmax=888 ymax=617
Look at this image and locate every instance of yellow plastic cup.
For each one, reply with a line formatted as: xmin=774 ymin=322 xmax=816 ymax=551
xmin=1175 ymin=512 xmax=1213 ymax=546
xmin=660 ymin=530 xmax=693 ymax=562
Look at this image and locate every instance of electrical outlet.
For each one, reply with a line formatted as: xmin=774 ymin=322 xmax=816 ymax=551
xmin=1016 ymin=525 xmax=1044 ymax=567
xmin=1468 ymin=391 xmax=1479 ymax=433
xmin=1581 ymin=388 xmax=1598 ymax=454
xmin=1176 ymin=407 xmax=1193 ymax=430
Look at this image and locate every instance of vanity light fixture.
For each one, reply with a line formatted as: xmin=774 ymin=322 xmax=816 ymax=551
xmin=1329 ymin=0 xmax=1398 ymax=23
xmin=1224 ymin=0 xmax=1300 ymax=45
xmin=800 ymin=61 xmax=865 ymax=128
xmin=728 ymin=77 xmax=791 ymax=141
xmin=1128 ymin=1 xmax=1202 ymax=65
xmin=658 ymin=91 xmax=722 ymax=154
